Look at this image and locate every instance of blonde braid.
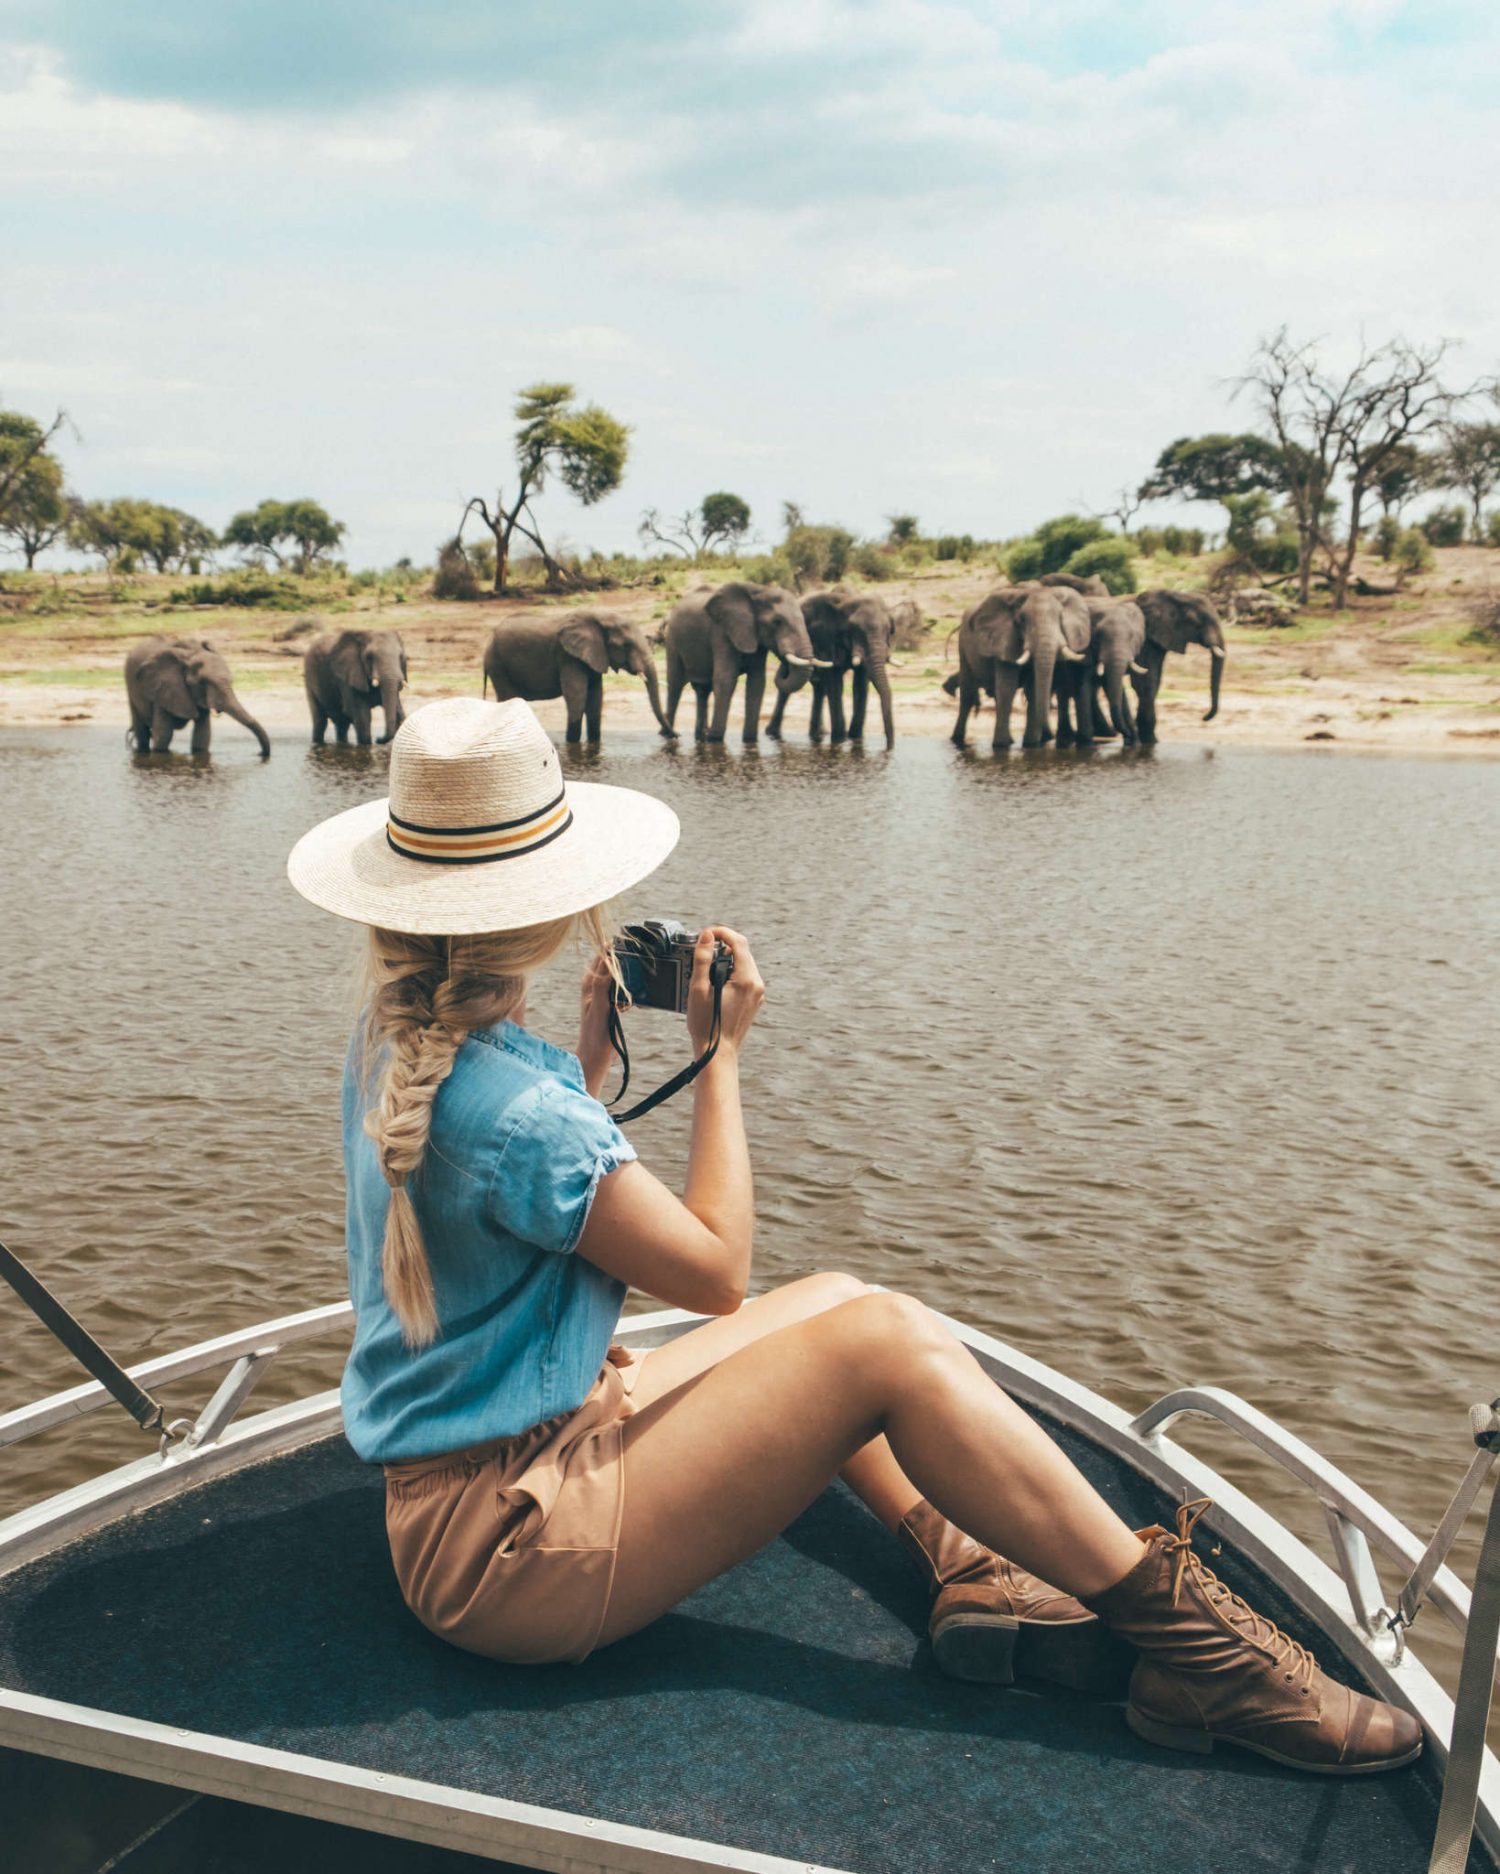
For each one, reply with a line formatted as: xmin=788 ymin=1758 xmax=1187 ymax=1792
xmin=358 ymin=909 xmax=618 ymax=1347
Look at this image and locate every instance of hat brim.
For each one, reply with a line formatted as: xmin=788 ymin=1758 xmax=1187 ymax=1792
xmin=287 ymin=781 xmax=680 ymax=934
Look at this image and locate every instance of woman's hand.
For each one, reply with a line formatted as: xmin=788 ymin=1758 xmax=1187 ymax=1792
xmin=688 ymin=926 xmax=764 ymax=1059
xmin=577 ymin=953 xmax=620 ymax=1101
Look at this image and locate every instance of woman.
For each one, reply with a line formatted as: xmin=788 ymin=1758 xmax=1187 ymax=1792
xmin=288 ymin=696 xmax=1417 ymax=1776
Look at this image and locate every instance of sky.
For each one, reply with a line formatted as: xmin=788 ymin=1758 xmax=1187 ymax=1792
xmin=2 ymin=0 xmax=1498 ymax=567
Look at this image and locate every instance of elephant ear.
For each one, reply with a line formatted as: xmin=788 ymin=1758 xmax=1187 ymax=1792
xmin=969 ymin=594 xmax=1021 ymax=661
xmin=1139 ymin=591 xmax=1189 ymax=654
xmin=559 ymin=616 xmax=608 ymax=673
xmin=706 ymin=584 xmax=760 ymax=656
xmin=331 ymin=631 xmax=371 ymax=692
xmin=143 ymin=645 xmax=199 ymax=718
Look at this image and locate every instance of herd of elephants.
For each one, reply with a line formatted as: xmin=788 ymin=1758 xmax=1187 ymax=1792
xmin=120 ymin=571 xmax=1228 ymax=758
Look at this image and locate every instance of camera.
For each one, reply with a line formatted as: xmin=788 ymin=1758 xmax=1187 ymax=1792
xmin=611 ymin=919 xmax=733 ymax=1014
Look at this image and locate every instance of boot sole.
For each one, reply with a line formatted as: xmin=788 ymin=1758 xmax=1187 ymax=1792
xmin=1127 ymin=1705 xmax=1424 ymax=1775
xmin=933 ymin=1612 xmax=1133 ymax=1696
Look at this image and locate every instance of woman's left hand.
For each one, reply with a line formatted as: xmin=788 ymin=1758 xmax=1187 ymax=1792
xmin=577 ymin=954 xmax=620 ymax=1100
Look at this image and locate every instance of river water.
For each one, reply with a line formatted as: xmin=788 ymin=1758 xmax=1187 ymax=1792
xmin=0 ymin=725 xmax=1496 ymax=1703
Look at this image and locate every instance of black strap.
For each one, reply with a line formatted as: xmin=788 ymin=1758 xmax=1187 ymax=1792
xmin=0 ymin=1237 xmax=167 ymax=1435
xmin=607 ymin=974 xmax=724 ymax=1124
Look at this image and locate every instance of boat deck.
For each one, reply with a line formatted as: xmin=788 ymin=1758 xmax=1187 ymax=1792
xmin=0 ymin=1410 xmax=1480 ymax=1874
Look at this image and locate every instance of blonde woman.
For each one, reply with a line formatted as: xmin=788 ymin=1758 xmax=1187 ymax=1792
xmin=287 ymin=697 xmax=1417 ymax=1775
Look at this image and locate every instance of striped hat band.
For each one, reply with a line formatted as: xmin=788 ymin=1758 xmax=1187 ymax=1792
xmin=386 ymin=789 xmax=573 ymax=866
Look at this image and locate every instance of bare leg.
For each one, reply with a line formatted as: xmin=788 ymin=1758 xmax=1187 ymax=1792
xmin=632 ymin=1274 xmax=919 ymax=1529
xmin=598 ymin=1290 xmax=1144 ymax=1647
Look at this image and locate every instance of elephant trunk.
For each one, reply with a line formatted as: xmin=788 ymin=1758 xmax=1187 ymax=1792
xmin=377 ymin=671 xmax=404 ymax=743
xmin=868 ymin=648 xmax=896 ymax=746
xmin=1103 ymin=659 xmax=1128 ymax=736
xmin=1026 ymin=641 xmax=1056 ymax=746
xmin=639 ymin=653 xmax=674 ymax=735
xmin=219 ymin=687 xmax=271 ymax=759
xmin=775 ymin=659 xmax=811 ymax=697
xmin=1204 ymin=628 xmax=1225 ymax=722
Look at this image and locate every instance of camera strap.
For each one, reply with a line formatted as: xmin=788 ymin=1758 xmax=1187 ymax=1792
xmin=606 ymin=973 xmax=724 ymax=1123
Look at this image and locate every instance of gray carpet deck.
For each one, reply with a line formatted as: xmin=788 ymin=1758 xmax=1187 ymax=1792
xmin=0 ymin=1416 xmax=1484 ymax=1874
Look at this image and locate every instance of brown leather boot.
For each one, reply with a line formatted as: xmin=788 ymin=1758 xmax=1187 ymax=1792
xmin=898 ymin=1498 xmax=1133 ymax=1693
xmin=1085 ymin=1499 xmax=1423 ymax=1774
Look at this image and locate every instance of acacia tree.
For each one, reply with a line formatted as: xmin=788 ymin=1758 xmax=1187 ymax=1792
xmin=638 ymin=491 xmax=751 ymax=559
xmin=1371 ymin=441 xmax=1429 ymax=521
xmin=0 ymin=418 xmax=70 ymax=567
xmin=223 ymin=497 xmax=345 ymax=573
xmin=1137 ymin=433 xmax=1286 ymax=511
xmin=1433 ymin=421 xmax=1500 ymax=541
xmin=464 ymin=383 xmax=629 ymax=593
xmin=1237 ymin=331 xmax=1467 ymax=607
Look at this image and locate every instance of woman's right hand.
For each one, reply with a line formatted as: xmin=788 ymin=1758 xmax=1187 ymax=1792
xmin=688 ymin=925 xmax=764 ymax=1058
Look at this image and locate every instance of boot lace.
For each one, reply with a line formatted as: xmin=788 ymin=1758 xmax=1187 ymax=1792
xmin=1166 ymin=1498 xmax=1318 ymax=1692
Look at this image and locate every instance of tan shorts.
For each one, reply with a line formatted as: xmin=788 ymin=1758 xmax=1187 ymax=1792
xmin=383 ymin=1344 xmax=643 ymax=1665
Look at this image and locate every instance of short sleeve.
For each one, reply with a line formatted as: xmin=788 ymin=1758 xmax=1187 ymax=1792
xmin=490 ymin=1078 xmax=638 ymax=1255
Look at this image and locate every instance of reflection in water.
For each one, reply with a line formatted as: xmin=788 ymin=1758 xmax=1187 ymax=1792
xmin=0 ymin=725 xmax=1497 ymax=1700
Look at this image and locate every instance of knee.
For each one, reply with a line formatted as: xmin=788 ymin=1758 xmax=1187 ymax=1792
xmin=798 ymin=1270 xmax=868 ymax=1309
xmin=830 ymin=1289 xmax=954 ymax=1361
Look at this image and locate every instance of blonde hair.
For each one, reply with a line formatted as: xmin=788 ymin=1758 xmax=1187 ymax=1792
xmin=360 ymin=907 xmax=617 ymax=1346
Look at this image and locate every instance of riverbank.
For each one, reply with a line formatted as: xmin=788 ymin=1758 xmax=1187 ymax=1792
xmin=3 ymin=548 xmax=1499 ymax=753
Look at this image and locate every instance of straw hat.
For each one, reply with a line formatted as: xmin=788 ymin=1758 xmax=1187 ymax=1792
xmin=287 ymin=697 xmax=679 ymax=933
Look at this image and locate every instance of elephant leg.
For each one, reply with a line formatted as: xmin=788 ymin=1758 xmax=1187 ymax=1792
xmin=808 ymin=683 xmax=825 ymax=741
xmin=351 ymin=697 xmax=374 ymax=746
xmin=129 ymin=706 xmax=152 ymax=753
xmin=993 ymin=664 xmax=1021 ymax=750
xmin=848 ymin=668 xmax=868 ymax=741
xmin=664 ymin=651 xmax=686 ymax=734
xmin=190 ymin=710 xmax=212 ymax=754
xmin=951 ymin=669 xmax=980 ymax=747
xmin=740 ymin=653 xmax=767 ymax=744
xmin=560 ymin=662 xmax=590 ymax=743
xmin=706 ymin=661 xmax=737 ymax=743
xmin=585 ymin=673 xmax=603 ymax=744
xmin=693 ymin=684 xmax=710 ymax=743
xmin=333 ymin=714 xmax=351 ymax=744
xmin=1056 ymin=672 xmax=1081 ymax=748
xmin=766 ymin=686 xmax=789 ymax=740
xmin=1133 ymin=668 xmax=1158 ymax=744
xmin=310 ymin=699 xmax=329 ymax=745
xmin=829 ymin=675 xmax=849 ymax=744
xmin=149 ymin=706 xmax=177 ymax=753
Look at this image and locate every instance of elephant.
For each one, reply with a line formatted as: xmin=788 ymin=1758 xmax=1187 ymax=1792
xmin=483 ymin=612 xmax=674 ymax=744
xmin=1039 ymin=570 xmax=1110 ymax=596
xmin=949 ymin=584 xmax=1094 ymax=750
xmin=1128 ymin=589 xmax=1227 ymax=744
xmin=1085 ymin=598 xmax=1150 ymax=745
xmin=663 ymin=581 xmax=823 ymax=744
xmin=124 ymin=636 xmax=271 ymax=758
xmin=767 ymin=588 xmax=897 ymax=748
xmin=304 ymin=627 xmax=408 ymax=745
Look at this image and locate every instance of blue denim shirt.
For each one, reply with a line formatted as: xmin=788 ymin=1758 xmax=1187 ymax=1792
xmin=340 ymin=1019 xmax=636 ymax=1463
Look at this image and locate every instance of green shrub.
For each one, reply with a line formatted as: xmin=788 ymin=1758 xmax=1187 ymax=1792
xmin=1005 ymin=537 xmax=1045 ymax=581
xmin=433 ymin=540 xmax=480 ymax=601
xmin=742 ymin=550 xmax=797 ymax=589
xmin=1063 ymin=537 xmax=1137 ymax=594
xmin=1133 ymin=527 xmax=1163 ymax=557
xmin=1223 ymin=491 xmax=1300 ymax=575
xmin=933 ymin=533 xmax=975 ymax=561
xmin=1420 ymin=504 xmax=1466 ymax=547
xmin=784 ymin=524 xmax=852 ymax=587
xmin=1374 ymin=514 xmax=1401 ymax=560
xmin=848 ymin=542 xmax=895 ymax=580
xmin=1160 ymin=525 xmax=1205 ymax=556
xmin=169 ymin=571 xmax=315 ymax=609
xmin=1394 ymin=527 xmax=1434 ymax=579
xmin=1486 ymin=511 xmax=1500 ymax=548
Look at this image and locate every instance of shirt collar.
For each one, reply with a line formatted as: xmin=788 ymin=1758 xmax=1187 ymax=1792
xmin=476 ymin=1018 xmax=586 ymax=1089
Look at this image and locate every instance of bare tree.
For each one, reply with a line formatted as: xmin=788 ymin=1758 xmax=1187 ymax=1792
xmin=1102 ymin=485 xmax=1145 ymax=532
xmin=1237 ymin=330 xmax=1468 ymax=608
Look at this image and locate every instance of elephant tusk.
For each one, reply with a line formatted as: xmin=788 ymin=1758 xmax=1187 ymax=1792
xmin=784 ymin=653 xmax=814 ymax=668
xmin=1209 ymin=643 xmax=1227 ymax=659
xmin=1129 ymin=660 xmax=1148 ymax=677
xmin=1013 ymin=648 xmax=1031 ymax=667
xmin=1057 ymin=643 xmax=1085 ymax=664
xmin=811 ymin=657 xmax=835 ymax=669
